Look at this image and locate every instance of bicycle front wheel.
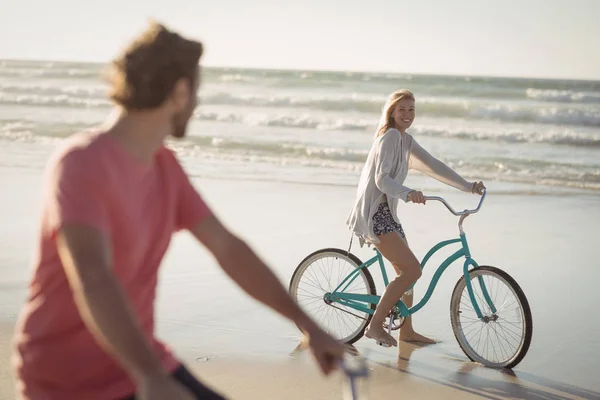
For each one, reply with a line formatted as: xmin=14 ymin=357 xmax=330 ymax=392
xmin=450 ymin=266 xmax=533 ymax=369
xmin=289 ymin=248 xmax=376 ymax=344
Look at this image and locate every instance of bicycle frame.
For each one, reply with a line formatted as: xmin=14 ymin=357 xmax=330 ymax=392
xmin=329 ymin=190 xmax=496 ymax=321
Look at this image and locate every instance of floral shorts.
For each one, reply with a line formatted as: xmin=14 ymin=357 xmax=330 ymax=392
xmin=372 ymin=202 xmax=405 ymax=238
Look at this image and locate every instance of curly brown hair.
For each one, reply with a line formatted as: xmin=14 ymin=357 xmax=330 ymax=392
xmin=105 ymin=21 xmax=204 ymax=111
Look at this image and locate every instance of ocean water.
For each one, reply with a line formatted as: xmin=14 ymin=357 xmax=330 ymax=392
xmin=1 ymin=59 xmax=599 ymax=194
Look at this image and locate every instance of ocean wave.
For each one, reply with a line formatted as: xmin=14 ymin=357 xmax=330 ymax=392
xmin=0 ymin=92 xmax=110 ymax=108
xmin=477 ymin=104 xmax=599 ymax=127
xmin=2 ymin=101 xmax=597 ymax=148
xmin=0 ymin=60 xmax=101 ymax=79
xmin=168 ymin=137 xmax=600 ymax=191
xmin=193 ymin=109 xmax=600 ymax=146
xmin=409 ymin=125 xmax=600 ymax=147
xmin=0 ymin=83 xmax=105 ymax=98
xmin=0 ymin=121 xmax=34 ymax=139
xmin=4 ymin=60 xmax=600 ymax=104
xmin=2 ymin=66 xmax=599 ymax=127
xmin=3 ymin=87 xmax=599 ymax=128
xmin=177 ymin=136 xmax=600 ymax=171
xmin=195 ymin=110 xmax=376 ymax=131
xmin=0 ymin=84 xmax=387 ymax=113
xmin=1 ymin=121 xmax=598 ymax=192
xmin=180 ymin=136 xmax=370 ymax=164
xmin=200 ymin=93 xmax=600 ymax=127
xmin=0 ymin=120 xmax=103 ymax=143
xmin=200 ymin=91 xmax=386 ymax=112
xmin=0 ymin=121 xmax=63 ymax=144
xmin=526 ymin=88 xmax=600 ymax=104
xmin=0 ymin=66 xmax=101 ymax=79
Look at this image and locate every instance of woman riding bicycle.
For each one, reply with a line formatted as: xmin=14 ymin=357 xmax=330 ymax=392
xmin=346 ymin=89 xmax=486 ymax=347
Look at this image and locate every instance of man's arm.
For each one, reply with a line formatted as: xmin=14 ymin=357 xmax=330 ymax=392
xmin=171 ymin=151 xmax=343 ymax=374
xmin=188 ymin=215 xmax=322 ymax=336
xmin=56 ymin=224 xmax=167 ymax=383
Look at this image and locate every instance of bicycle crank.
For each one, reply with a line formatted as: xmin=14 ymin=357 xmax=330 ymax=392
xmin=383 ymin=312 xmax=405 ymax=331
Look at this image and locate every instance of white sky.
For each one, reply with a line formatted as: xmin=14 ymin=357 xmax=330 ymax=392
xmin=1 ymin=0 xmax=599 ymax=80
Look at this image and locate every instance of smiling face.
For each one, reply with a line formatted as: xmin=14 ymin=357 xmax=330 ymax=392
xmin=374 ymin=89 xmax=416 ymax=138
xmin=391 ymin=97 xmax=415 ymax=132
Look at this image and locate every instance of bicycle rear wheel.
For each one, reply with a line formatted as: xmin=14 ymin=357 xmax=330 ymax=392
xmin=289 ymin=248 xmax=376 ymax=344
xmin=450 ymin=266 xmax=533 ymax=369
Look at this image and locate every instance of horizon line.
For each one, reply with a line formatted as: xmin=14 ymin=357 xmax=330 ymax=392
xmin=1 ymin=56 xmax=599 ymax=83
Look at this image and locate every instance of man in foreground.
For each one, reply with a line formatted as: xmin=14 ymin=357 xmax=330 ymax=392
xmin=11 ymin=21 xmax=344 ymax=400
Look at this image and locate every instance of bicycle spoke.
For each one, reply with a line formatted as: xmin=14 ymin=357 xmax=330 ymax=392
xmin=290 ymin=251 xmax=373 ymax=343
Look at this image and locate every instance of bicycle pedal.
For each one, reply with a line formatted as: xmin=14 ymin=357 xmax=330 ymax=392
xmin=376 ymin=341 xmax=391 ymax=348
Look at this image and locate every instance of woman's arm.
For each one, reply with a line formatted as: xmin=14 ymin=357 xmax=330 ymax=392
xmin=374 ymin=130 xmax=414 ymax=202
xmin=408 ymin=138 xmax=474 ymax=193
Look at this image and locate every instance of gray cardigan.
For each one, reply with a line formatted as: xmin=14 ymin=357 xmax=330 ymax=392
xmin=346 ymin=128 xmax=474 ymax=246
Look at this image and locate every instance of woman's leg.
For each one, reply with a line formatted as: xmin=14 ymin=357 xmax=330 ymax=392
xmin=397 ymin=236 xmax=436 ymax=344
xmin=364 ymin=231 xmax=422 ymax=347
xmin=399 ymin=291 xmax=436 ymax=343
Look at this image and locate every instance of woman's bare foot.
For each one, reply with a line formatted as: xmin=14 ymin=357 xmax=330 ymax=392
xmin=399 ymin=330 xmax=437 ymax=344
xmin=365 ymin=324 xmax=397 ymax=347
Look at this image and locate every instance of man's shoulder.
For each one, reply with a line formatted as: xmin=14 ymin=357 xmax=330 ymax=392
xmin=156 ymin=145 xmax=186 ymax=172
xmin=47 ymin=129 xmax=108 ymax=173
xmin=157 ymin=144 xmax=178 ymax=160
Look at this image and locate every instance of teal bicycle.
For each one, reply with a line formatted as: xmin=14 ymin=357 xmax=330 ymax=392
xmin=289 ymin=190 xmax=533 ymax=369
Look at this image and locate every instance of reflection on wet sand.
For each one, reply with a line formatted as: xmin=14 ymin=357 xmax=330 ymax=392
xmin=375 ymin=341 xmax=600 ymax=400
xmin=289 ymin=338 xmax=600 ymax=400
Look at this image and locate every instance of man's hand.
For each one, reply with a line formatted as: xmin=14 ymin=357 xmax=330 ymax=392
xmin=407 ymin=190 xmax=426 ymax=204
xmin=472 ymin=181 xmax=486 ymax=195
xmin=302 ymin=327 xmax=346 ymax=375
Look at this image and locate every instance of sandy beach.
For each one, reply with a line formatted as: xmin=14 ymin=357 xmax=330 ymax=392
xmin=1 ymin=146 xmax=600 ymax=399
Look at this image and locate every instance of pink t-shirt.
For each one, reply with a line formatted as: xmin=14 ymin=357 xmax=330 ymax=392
xmin=12 ymin=131 xmax=213 ymax=399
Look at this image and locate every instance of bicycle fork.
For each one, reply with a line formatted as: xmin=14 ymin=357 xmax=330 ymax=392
xmin=462 ymin=234 xmax=497 ymax=319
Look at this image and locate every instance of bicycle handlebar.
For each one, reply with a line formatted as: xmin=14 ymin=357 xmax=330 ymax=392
xmin=424 ymin=188 xmax=487 ymax=216
xmin=338 ymin=356 xmax=369 ymax=400
xmin=338 ymin=357 xmax=369 ymax=378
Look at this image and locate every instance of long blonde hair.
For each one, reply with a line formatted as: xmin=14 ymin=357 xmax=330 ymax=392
xmin=374 ymin=89 xmax=415 ymax=138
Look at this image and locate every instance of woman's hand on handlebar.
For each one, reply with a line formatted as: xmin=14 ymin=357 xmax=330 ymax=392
xmin=408 ymin=190 xmax=426 ymax=204
xmin=472 ymin=181 xmax=486 ymax=195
